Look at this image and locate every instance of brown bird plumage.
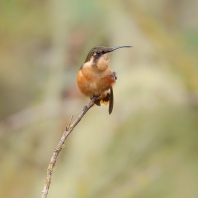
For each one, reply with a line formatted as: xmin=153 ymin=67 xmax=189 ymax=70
xmin=77 ymin=46 xmax=131 ymax=114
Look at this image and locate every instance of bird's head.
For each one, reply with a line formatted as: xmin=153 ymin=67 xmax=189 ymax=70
xmin=84 ymin=46 xmax=132 ymax=71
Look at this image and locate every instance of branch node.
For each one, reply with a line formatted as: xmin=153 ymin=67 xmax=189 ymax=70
xmin=83 ymin=105 xmax=88 ymax=111
xmin=66 ymin=115 xmax=73 ymax=130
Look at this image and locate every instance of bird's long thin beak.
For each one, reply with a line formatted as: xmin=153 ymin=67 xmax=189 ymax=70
xmin=108 ymin=46 xmax=132 ymax=52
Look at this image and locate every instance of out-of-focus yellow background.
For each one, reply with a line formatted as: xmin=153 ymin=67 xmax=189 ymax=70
xmin=1 ymin=0 xmax=198 ymax=198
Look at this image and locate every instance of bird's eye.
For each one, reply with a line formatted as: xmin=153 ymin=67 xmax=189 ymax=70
xmin=96 ymin=52 xmax=101 ymax=55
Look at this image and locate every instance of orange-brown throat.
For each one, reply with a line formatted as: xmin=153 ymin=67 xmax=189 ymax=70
xmin=81 ymin=52 xmax=110 ymax=75
xmin=92 ymin=53 xmax=110 ymax=71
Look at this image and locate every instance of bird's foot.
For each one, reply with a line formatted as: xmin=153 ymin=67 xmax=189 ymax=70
xmin=90 ymin=94 xmax=100 ymax=100
xmin=90 ymin=95 xmax=101 ymax=106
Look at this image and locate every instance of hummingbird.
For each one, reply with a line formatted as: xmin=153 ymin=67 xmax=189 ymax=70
xmin=77 ymin=46 xmax=132 ymax=114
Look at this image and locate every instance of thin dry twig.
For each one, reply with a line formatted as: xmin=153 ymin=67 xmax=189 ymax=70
xmin=41 ymin=97 xmax=97 ymax=198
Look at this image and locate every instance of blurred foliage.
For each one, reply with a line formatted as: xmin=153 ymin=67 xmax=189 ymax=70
xmin=0 ymin=0 xmax=198 ymax=198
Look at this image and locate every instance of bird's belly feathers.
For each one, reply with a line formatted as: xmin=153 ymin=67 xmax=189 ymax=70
xmin=77 ymin=69 xmax=116 ymax=98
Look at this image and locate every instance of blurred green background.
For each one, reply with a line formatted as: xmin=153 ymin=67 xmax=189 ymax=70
xmin=1 ymin=0 xmax=198 ymax=198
